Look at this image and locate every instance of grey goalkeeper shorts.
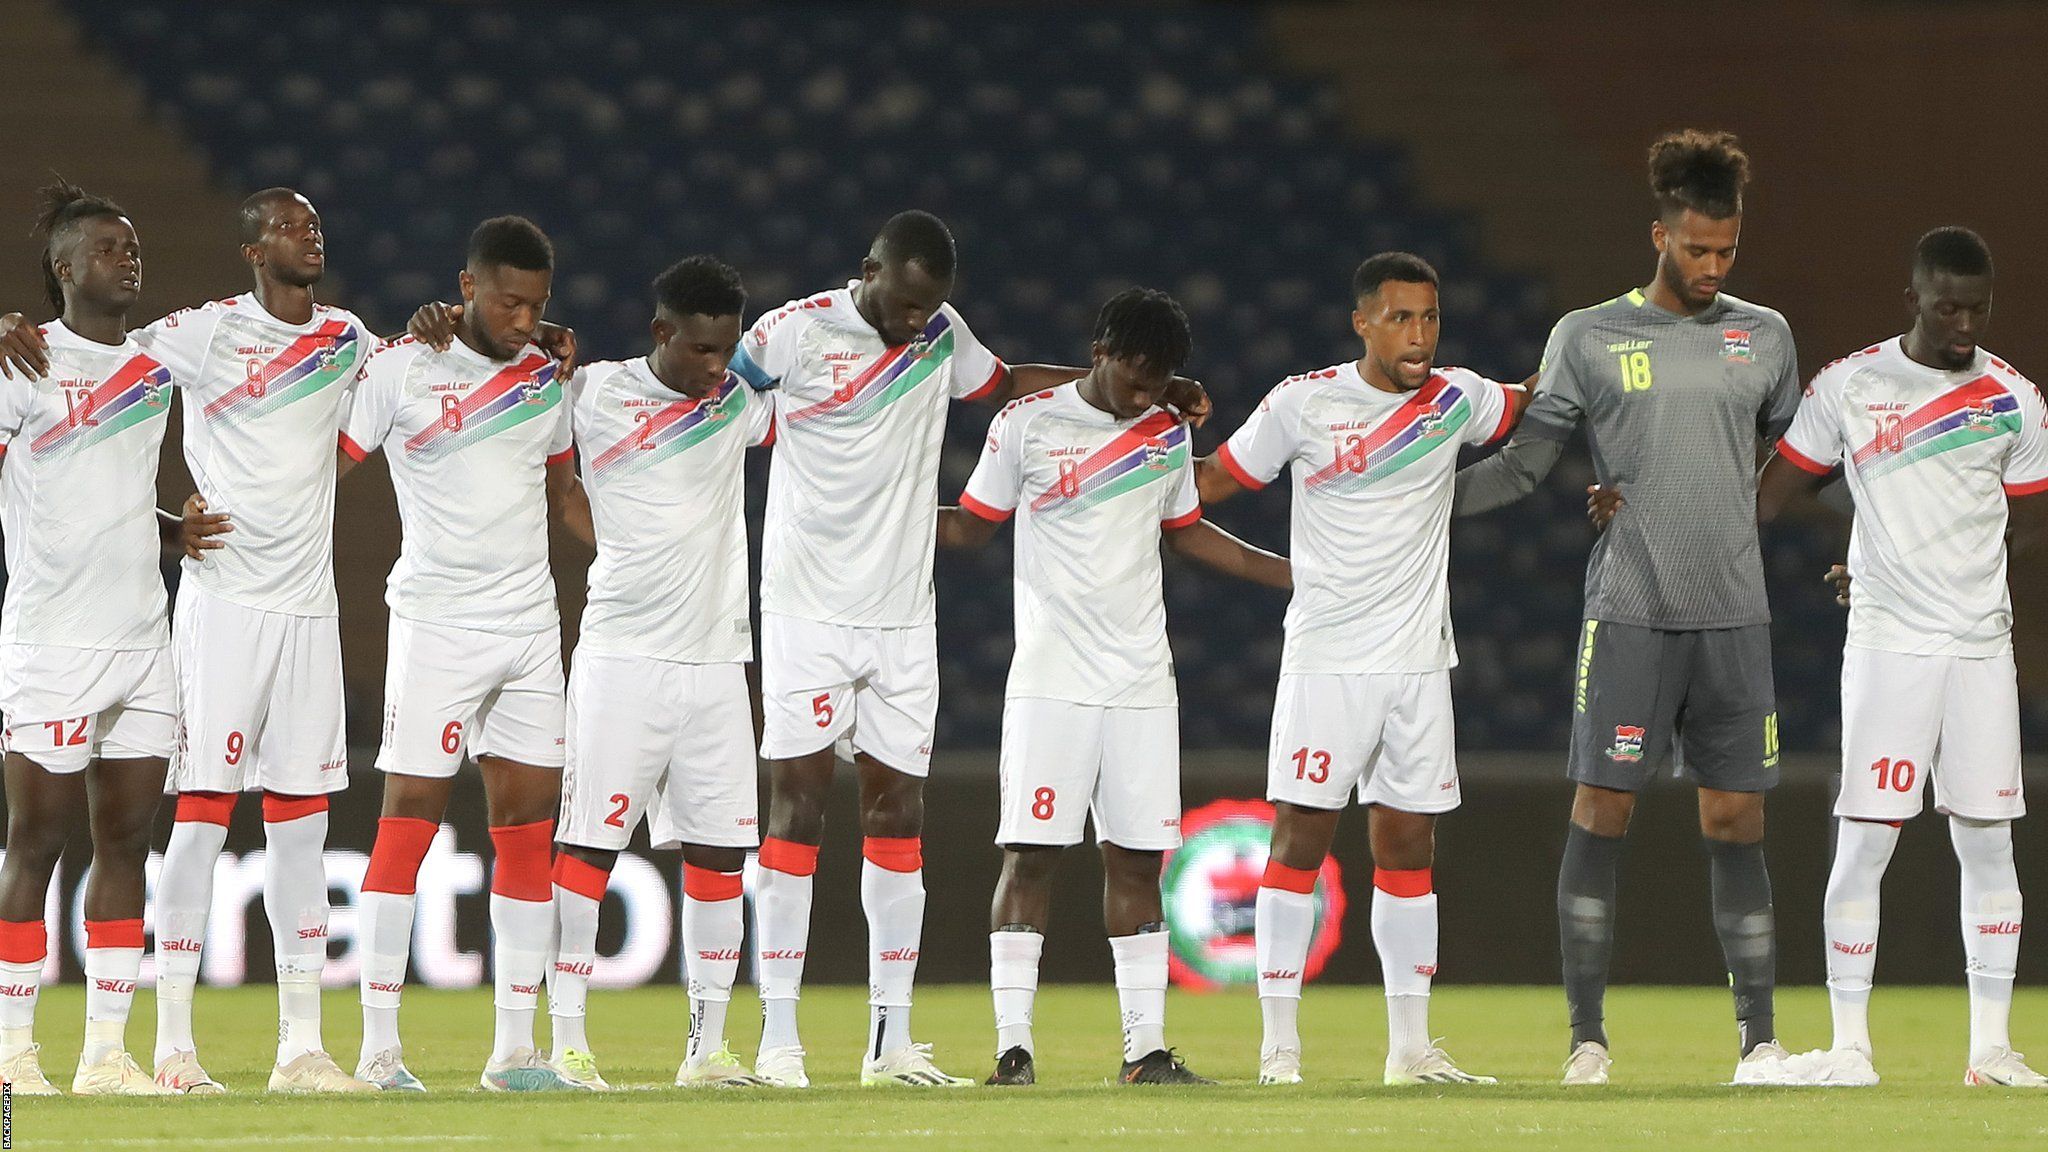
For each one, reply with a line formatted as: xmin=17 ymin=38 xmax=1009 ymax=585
xmin=1567 ymin=620 xmax=1780 ymax=793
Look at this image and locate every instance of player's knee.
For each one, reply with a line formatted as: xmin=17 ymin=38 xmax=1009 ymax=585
xmin=1571 ymin=786 xmax=1636 ymax=838
xmin=1101 ymin=844 xmax=1165 ymax=887
xmin=1698 ymin=799 xmax=1764 ymax=844
xmin=857 ymin=774 xmax=923 ymax=838
xmin=1 ymin=818 xmax=66 ymax=873
xmin=1000 ymin=845 xmax=1060 ymax=886
xmin=679 ymin=843 xmax=744 ymax=874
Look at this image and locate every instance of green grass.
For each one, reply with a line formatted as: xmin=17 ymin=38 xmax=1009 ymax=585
xmin=9 ymin=985 xmax=2047 ymax=1150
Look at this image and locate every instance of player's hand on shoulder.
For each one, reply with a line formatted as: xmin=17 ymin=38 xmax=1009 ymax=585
xmin=534 ymin=321 xmax=578 ymax=380
xmin=1585 ymin=484 xmax=1624 ymax=530
xmin=180 ymin=493 xmax=233 ymax=560
xmin=0 ymin=312 xmax=49 ymax=380
xmin=1163 ymin=375 xmax=1210 ymax=428
xmin=1826 ymin=563 xmax=1851 ymax=607
xmin=405 ymin=302 xmax=462 ymax=352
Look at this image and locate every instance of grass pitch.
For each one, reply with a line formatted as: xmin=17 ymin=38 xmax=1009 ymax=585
xmin=10 ymin=984 xmax=2046 ymax=1151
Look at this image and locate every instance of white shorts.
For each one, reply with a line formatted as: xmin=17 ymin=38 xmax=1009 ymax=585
xmin=0 ymin=644 xmax=176 ymax=773
xmin=558 ymin=651 xmax=760 ymax=851
xmin=377 ymin=617 xmax=566 ymax=777
xmin=1265 ymin=671 xmax=1461 ymax=813
xmin=996 ymin=698 xmax=1182 ymax=850
xmin=1837 ymin=646 xmax=2023 ymax=822
xmin=171 ymin=579 xmax=349 ymax=795
xmin=758 ymin=612 xmax=936 ymax=776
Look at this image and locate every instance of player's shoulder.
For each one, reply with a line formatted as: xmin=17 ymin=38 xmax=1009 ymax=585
xmin=1547 ymin=293 xmax=1640 ymax=339
xmin=1714 ymin=291 xmax=1790 ymax=327
xmin=1262 ymin=363 xmax=1349 ymax=407
xmin=750 ymin=291 xmax=835 ymax=340
xmin=570 ymin=358 xmax=634 ymax=397
xmin=151 ymin=296 xmax=231 ymax=333
xmin=1806 ymin=339 xmax=1890 ymax=395
xmin=1980 ymin=349 xmax=2041 ymax=398
xmin=313 ymin=302 xmax=378 ymax=338
xmin=1434 ymin=364 xmax=1501 ymax=392
xmin=360 ymin=333 xmax=425 ymax=376
xmin=992 ymin=384 xmax=1064 ymax=428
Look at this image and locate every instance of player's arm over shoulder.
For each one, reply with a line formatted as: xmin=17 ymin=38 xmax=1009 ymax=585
xmin=730 ymin=295 xmax=819 ymax=390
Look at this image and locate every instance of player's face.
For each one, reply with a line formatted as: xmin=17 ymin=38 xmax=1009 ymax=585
xmin=1089 ymin=346 xmax=1172 ymax=419
xmin=1906 ymin=270 xmax=1993 ymax=370
xmin=248 ymin=193 xmax=325 ymax=289
xmin=60 ymin=215 xmax=143 ymax=312
xmin=459 ymin=263 xmax=552 ymax=360
xmin=1652 ymin=210 xmax=1740 ymax=309
xmin=651 ymin=310 xmax=744 ymax=399
xmin=859 ymin=256 xmax=951 ymax=346
xmin=1352 ymin=279 xmax=1440 ymax=390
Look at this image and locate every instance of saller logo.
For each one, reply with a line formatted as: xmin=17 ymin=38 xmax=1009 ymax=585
xmin=554 ymin=961 xmax=593 ymax=977
xmin=94 ymin=978 xmax=137 ymax=994
xmin=0 ymin=984 xmax=37 ymax=997
xmin=367 ymin=981 xmax=404 ymax=994
xmin=1608 ymin=724 xmax=1646 ymax=763
xmin=878 ymin=948 xmax=919 ymax=962
xmin=1832 ymin=940 xmax=1876 ymax=956
xmin=162 ymin=938 xmax=202 ymax=953
xmin=760 ymin=949 xmax=804 ymax=961
xmin=1980 ymin=921 xmax=2023 ymax=936
xmin=697 ymin=949 xmax=742 ymax=962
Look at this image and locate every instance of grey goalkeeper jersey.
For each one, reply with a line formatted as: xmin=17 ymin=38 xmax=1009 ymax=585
xmin=1458 ymin=288 xmax=1800 ymax=629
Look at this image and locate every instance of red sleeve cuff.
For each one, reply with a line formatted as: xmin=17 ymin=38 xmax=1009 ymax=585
xmin=2006 ymin=476 xmax=2048 ymax=497
xmin=545 ymin=448 xmax=574 ymax=467
xmin=960 ymin=360 xmax=1006 ymax=403
xmin=1216 ymin=442 xmax=1267 ymax=490
xmin=1776 ymin=440 xmax=1833 ymax=476
xmin=337 ymin=432 xmax=369 ymax=462
xmin=959 ymin=491 xmax=1013 ymax=522
xmin=1487 ymin=394 xmax=1516 ymax=444
xmin=1162 ymin=507 xmax=1203 ymax=530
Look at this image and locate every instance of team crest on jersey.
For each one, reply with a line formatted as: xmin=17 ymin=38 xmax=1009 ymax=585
xmin=1414 ymin=398 xmax=1449 ymax=438
xmin=1142 ymin=434 xmax=1172 ymax=471
xmin=519 ymin=372 xmax=550 ymax=404
xmin=1722 ymin=329 xmax=1754 ymax=363
xmin=1608 ymin=724 xmax=1646 ymax=763
xmin=1964 ymin=398 xmax=2002 ymax=430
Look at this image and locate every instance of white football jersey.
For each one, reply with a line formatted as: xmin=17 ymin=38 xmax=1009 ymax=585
xmin=572 ymin=359 xmax=774 ymax=665
xmin=731 ymin=283 xmax=1004 ymax=628
xmin=138 ymin=295 xmax=377 ymax=616
xmin=961 ymin=384 xmax=1200 ymax=707
xmin=1779 ymin=336 xmax=2048 ymax=657
xmin=0 ymin=322 xmax=175 ymax=648
xmin=339 ymin=337 xmax=571 ymax=636
xmin=1219 ymin=362 xmax=1512 ymax=674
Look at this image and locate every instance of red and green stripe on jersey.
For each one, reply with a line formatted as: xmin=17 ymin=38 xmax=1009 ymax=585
xmin=1290 ymin=373 xmax=1474 ymax=495
xmin=200 ymin=318 xmax=362 ymax=428
xmin=1782 ymin=373 xmax=2026 ymax=483
xmin=1025 ymin=410 xmax=1195 ymax=522
xmin=25 ymin=351 xmax=172 ymax=459
xmin=587 ymin=374 xmax=757 ymax=480
xmin=395 ymin=352 xmax=562 ymax=461
xmin=786 ymin=312 xmax=988 ymax=426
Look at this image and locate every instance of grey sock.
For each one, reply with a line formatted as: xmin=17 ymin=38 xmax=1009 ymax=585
xmin=1706 ymin=836 xmax=1776 ymax=1055
xmin=1558 ymin=823 xmax=1625 ymax=1050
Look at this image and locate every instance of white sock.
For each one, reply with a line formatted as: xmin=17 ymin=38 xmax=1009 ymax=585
xmin=357 ymin=889 xmax=417 ymax=1064
xmin=549 ymin=880 xmax=601 ymax=1059
xmin=1953 ymin=817 xmax=2022 ymax=1062
xmin=265 ymin=807 xmax=332 ymax=1063
xmin=1255 ymin=884 xmax=1314 ymax=1053
xmin=152 ymin=818 xmax=228 ymax=1065
xmin=1824 ymin=818 xmax=1898 ymax=1052
xmin=82 ymin=942 xmax=142 ymax=1065
xmin=1110 ymin=931 xmax=1168 ymax=1062
xmin=683 ymin=886 xmax=744 ymax=1065
xmin=754 ymin=858 xmax=813 ymax=1052
xmin=0 ymin=958 xmax=40 ymax=1058
xmin=490 ymin=892 xmax=554 ymax=1063
xmin=862 ymin=856 xmax=925 ymax=1061
xmin=1372 ymin=885 xmax=1438 ymax=1064
xmin=990 ymin=930 xmax=1043 ymax=1055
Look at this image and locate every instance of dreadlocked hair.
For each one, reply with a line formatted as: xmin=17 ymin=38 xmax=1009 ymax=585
xmin=1647 ymin=129 xmax=1750 ymax=221
xmin=1091 ymin=287 xmax=1192 ymax=375
xmin=35 ymin=179 xmax=127 ymax=315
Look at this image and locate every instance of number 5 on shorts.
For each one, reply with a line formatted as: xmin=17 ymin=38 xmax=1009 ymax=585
xmin=811 ymin=692 xmax=834 ymax=729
